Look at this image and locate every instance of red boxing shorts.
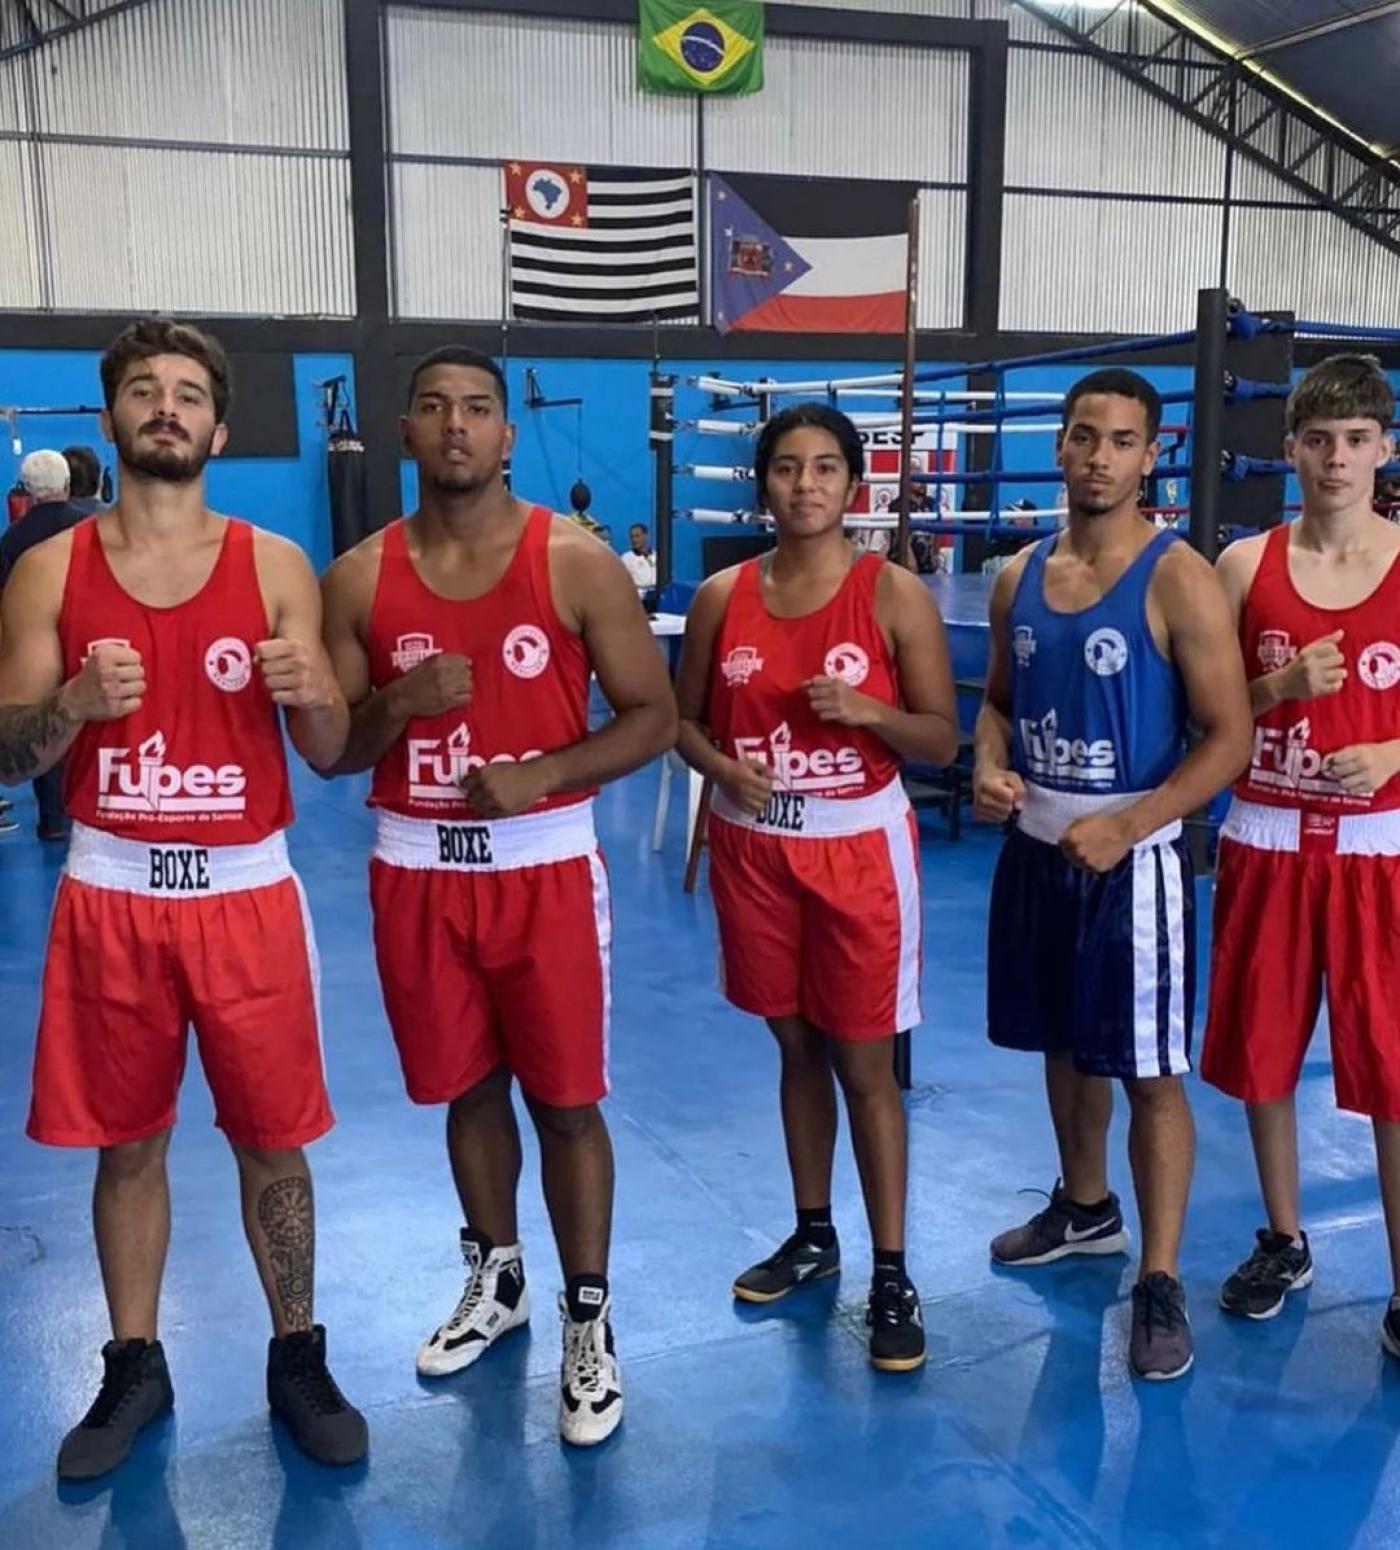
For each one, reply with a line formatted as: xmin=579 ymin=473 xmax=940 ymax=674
xmin=707 ymin=778 xmax=922 ymax=1040
xmin=28 ymin=822 xmax=332 ymax=1150
xmin=369 ymin=802 xmax=611 ymax=1109
xmin=1202 ymin=799 xmax=1400 ymax=1121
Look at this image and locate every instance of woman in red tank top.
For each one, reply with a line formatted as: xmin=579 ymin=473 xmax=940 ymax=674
xmin=676 ymin=404 xmax=958 ymax=1374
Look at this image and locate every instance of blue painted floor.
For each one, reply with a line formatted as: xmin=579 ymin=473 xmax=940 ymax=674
xmin=1 ymin=762 xmax=1399 ymax=1549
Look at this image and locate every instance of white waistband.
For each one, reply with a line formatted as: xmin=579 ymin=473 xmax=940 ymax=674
xmin=65 ymin=820 xmax=293 ymax=897
xmin=1222 ymin=797 xmax=1400 ymax=856
xmin=710 ymin=777 xmax=910 ymax=838
xmin=372 ymin=801 xmax=597 ymax=872
xmin=1017 ymin=782 xmax=1182 ymax=848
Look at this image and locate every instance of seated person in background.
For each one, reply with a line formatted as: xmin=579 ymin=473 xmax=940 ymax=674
xmin=908 ymin=532 xmax=937 ymax=574
xmin=621 ymin=523 xmax=657 ymax=590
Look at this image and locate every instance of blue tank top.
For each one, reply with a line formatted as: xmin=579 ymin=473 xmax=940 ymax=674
xmin=1008 ymin=529 xmax=1188 ymax=795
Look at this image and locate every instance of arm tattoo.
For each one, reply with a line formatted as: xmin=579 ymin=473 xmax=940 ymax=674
xmin=0 ymin=694 xmax=74 ymax=782
xmin=256 ymin=1176 xmax=315 ymax=1333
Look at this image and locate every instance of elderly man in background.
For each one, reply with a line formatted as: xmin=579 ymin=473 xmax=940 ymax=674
xmin=0 ymin=447 xmax=101 ymax=839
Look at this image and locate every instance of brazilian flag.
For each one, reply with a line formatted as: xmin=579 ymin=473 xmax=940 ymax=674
xmin=638 ymin=1 xmax=764 ymax=96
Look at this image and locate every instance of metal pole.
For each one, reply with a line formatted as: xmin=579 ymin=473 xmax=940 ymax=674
xmin=500 ymin=209 xmax=513 ymax=491
xmin=894 ymin=202 xmax=920 ymax=1088
xmin=895 ymin=194 xmax=922 ymax=570
xmin=1190 ymin=287 xmax=1228 ymax=561
xmin=1219 ymin=71 xmax=1236 ymax=290
xmin=696 ymin=100 xmax=709 ymax=328
xmin=499 ymin=206 xmax=512 ymax=371
xmin=650 ymin=367 xmax=675 ymax=592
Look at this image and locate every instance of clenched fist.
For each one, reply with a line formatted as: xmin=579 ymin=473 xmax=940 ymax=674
xmin=1324 ymin=742 xmax=1400 ymax=799
xmin=1060 ymin=810 xmax=1133 ymax=874
xmin=255 ymin=638 xmax=335 ymax=709
xmin=718 ymin=756 xmax=775 ymax=817
xmin=396 ymin=653 xmax=472 ymax=719
xmin=61 ymin=643 xmax=145 ymax=722
xmin=973 ymin=763 xmax=1025 ymax=824
xmin=1278 ymin=630 xmax=1346 ymax=701
xmin=461 ymin=757 xmax=551 ymax=818
xmin=804 ymin=675 xmax=882 ymax=728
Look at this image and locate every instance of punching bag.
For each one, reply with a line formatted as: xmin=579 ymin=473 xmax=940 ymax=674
xmin=328 ymin=414 xmax=368 ymax=556
xmin=7 ymin=482 xmax=31 ymax=526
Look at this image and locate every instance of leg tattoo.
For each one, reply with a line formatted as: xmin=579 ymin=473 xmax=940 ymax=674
xmin=256 ymin=1176 xmax=315 ymax=1332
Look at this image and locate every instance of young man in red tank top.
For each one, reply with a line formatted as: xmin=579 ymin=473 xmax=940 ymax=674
xmin=1204 ymin=355 xmax=1400 ymax=1343
xmin=0 ymin=320 xmax=366 ymax=1477
xmin=320 ymin=348 xmax=676 ymax=1447
xmin=676 ymin=404 xmax=959 ymax=1372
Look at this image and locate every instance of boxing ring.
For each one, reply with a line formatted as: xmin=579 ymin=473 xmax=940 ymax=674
xmin=651 ymin=290 xmax=1400 ymax=597
xmin=645 ymin=288 xmax=1400 ymax=1086
xmin=651 ymin=288 xmax=1400 ymax=696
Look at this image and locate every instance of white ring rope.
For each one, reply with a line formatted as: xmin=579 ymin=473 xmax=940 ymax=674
xmin=683 ymin=417 xmax=1065 ymax=437
xmin=678 ymin=507 xmax=1072 ymax=527
xmin=692 ymin=373 xmax=1067 ymax=400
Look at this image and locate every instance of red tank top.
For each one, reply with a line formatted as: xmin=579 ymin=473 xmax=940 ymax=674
xmin=366 ymin=506 xmax=591 ymax=818
xmin=1238 ymin=522 xmax=1400 ymax=814
xmin=58 ymin=516 xmax=292 ymax=843
xmin=706 ymin=553 xmax=902 ymax=800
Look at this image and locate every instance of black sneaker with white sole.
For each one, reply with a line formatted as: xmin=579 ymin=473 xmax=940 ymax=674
xmin=867 ymin=1273 xmax=926 ymax=1372
xmin=267 ymin=1325 xmax=368 ymax=1466
xmin=1219 ymin=1229 xmax=1313 ymax=1320
xmin=417 ymin=1229 xmax=530 ymax=1376
xmin=1129 ymin=1272 xmax=1194 ymax=1381
xmin=57 ymin=1338 xmax=173 ymax=1480
xmin=990 ymin=1180 xmax=1130 ymax=1266
xmin=732 ymin=1233 xmax=840 ymax=1303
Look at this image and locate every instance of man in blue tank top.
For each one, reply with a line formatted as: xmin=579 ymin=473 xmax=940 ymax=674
xmin=974 ymin=369 xmax=1252 ymax=1380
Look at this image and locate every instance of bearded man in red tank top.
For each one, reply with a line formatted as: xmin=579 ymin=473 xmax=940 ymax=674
xmin=675 ymin=404 xmax=959 ymax=1372
xmin=1204 ymin=355 xmax=1400 ymax=1344
xmin=0 ymin=320 xmax=366 ymax=1478
xmin=320 ymin=348 xmax=676 ymax=1448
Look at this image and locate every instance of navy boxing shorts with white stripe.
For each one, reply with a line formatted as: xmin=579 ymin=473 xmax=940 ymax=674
xmin=986 ymin=791 xmax=1195 ymax=1080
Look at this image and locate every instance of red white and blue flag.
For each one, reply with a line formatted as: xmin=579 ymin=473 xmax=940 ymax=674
xmin=709 ymin=172 xmax=913 ymax=334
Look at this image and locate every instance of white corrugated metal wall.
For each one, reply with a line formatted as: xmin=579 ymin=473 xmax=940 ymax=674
xmin=703 ymin=37 xmax=968 ymax=184
xmin=385 ymin=8 xmax=699 ymax=321
xmin=1006 ymin=50 xmax=1225 ymax=200
xmin=999 ymin=4 xmax=1226 ymax=332
xmin=386 ymin=10 xmax=697 ymax=169
xmin=0 ymin=142 xmax=42 ymax=310
xmin=1001 ymin=196 xmax=1222 ymax=334
xmin=1230 ymin=203 xmax=1400 ymax=327
xmin=992 ymin=0 xmax=1400 ymax=331
xmin=918 ymin=190 xmax=967 ymax=331
xmin=2 ymin=0 xmax=1392 ymax=335
xmin=766 ymin=0 xmax=969 ymax=14
xmin=0 ymin=0 xmax=352 ymax=315
xmin=384 ymin=9 xmax=971 ymax=327
xmin=391 ymin=164 xmax=504 ymax=323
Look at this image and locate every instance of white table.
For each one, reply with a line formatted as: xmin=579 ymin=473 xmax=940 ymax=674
xmin=648 ymin=611 xmax=686 ymax=639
